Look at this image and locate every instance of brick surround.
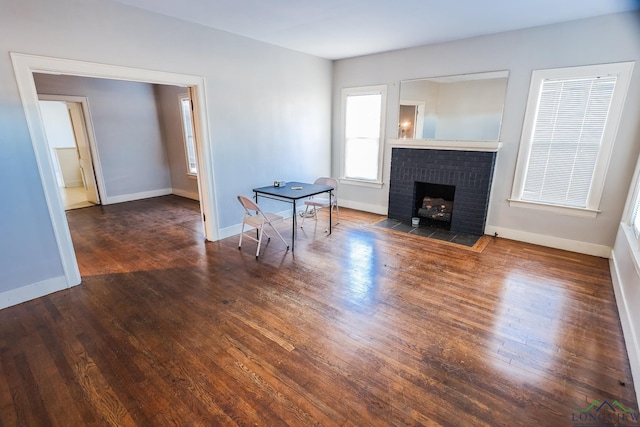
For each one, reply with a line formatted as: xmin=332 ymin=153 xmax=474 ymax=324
xmin=388 ymin=148 xmax=496 ymax=235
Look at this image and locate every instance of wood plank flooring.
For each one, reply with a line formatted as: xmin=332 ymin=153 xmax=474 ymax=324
xmin=0 ymin=195 xmax=636 ymax=426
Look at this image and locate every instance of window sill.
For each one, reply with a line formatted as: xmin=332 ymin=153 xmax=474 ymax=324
xmin=339 ymin=178 xmax=384 ymax=189
xmin=187 ymin=173 xmax=198 ymax=180
xmin=508 ymin=199 xmax=600 ymax=218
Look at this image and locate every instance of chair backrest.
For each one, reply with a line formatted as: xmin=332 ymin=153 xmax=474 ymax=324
xmin=314 ymin=177 xmax=339 ymax=193
xmin=237 ymin=195 xmax=262 ymax=215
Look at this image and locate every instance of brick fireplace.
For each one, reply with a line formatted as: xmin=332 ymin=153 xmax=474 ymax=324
xmin=388 ymin=148 xmax=497 ymax=235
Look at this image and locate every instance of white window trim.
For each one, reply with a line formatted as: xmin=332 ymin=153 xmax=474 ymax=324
xmin=622 ymin=156 xmax=640 ymax=277
xmin=338 ymin=177 xmax=384 ymax=189
xmin=509 ymin=62 xmax=635 ymax=217
xmin=178 ymin=93 xmax=197 ymax=177
xmin=339 ymin=85 xmax=387 ymax=187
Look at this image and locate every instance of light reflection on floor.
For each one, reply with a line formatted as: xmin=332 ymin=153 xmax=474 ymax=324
xmin=345 ymin=231 xmax=379 ymax=302
xmin=488 ymin=271 xmax=565 ymax=384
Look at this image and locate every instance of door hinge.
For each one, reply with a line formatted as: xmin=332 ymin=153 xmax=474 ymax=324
xmin=203 ymin=213 xmax=206 ymax=222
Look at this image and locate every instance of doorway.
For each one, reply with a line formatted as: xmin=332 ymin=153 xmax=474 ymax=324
xmin=39 ymin=96 xmax=101 ymax=210
xmin=398 ymin=101 xmax=425 ymax=139
xmin=11 ymin=53 xmax=219 ymax=290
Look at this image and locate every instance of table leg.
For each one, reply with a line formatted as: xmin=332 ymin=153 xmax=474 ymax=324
xmin=292 ymin=200 xmax=296 ymax=251
xmin=329 ymin=190 xmax=332 ymax=235
xmin=254 ymin=192 xmax=260 ymax=240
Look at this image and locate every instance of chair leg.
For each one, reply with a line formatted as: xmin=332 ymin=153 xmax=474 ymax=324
xmin=335 ymin=202 xmax=340 ymax=224
xmin=256 ymin=225 xmax=264 ymax=258
xmin=301 ymin=204 xmax=310 ymax=227
xmin=238 ymin=222 xmax=244 ymax=249
xmin=269 ymin=223 xmax=289 ymax=249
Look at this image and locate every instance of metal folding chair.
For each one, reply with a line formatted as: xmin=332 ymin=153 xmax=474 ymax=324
xmin=237 ymin=195 xmax=289 ymax=258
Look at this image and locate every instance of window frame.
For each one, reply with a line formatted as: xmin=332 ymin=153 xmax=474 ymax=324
xmin=621 ymin=158 xmax=640 ymax=276
xmin=178 ymin=93 xmax=198 ymax=177
xmin=339 ymin=85 xmax=387 ymax=188
xmin=509 ymin=62 xmax=634 ymax=218
xmin=631 ymin=187 xmax=640 ymax=239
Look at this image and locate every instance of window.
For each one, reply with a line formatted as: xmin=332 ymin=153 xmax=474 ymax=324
xmin=632 ymin=193 xmax=640 ymax=238
xmin=624 ymin=164 xmax=640 ymax=272
xmin=510 ymin=62 xmax=634 ymax=217
xmin=630 ymin=168 xmax=640 ymax=238
xmin=341 ymin=85 xmax=387 ymax=185
xmin=179 ymin=94 xmax=197 ymax=175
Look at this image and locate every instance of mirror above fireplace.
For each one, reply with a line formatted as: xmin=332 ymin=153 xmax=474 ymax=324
xmin=398 ymin=70 xmax=509 ymax=141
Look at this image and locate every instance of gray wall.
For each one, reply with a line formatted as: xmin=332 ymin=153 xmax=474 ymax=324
xmin=154 ymin=85 xmax=200 ymax=200
xmin=0 ymin=0 xmax=332 ymax=296
xmin=34 ymin=74 xmax=172 ymax=200
xmin=333 ymin=11 xmax=640 ymax=253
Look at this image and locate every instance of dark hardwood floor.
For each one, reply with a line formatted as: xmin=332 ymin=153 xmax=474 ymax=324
xmin=0 ymin=195 xmax=636 ymax=426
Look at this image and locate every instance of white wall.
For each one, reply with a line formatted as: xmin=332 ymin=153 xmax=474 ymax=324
xmin=611 ymin=224 xmax=640 ymax=404
xmin=333 ymin=11 xmax=640 ymax=256
xmin=611 ymin=145 xmax=640 ymax=404
xmin=0 ymin=0 xmax=331 ymax=303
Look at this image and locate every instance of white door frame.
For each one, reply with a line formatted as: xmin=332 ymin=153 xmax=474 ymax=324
xmin=11 ymin=52 xmax=219 ymax=288
xmin=39 ymin=95 xmax=104 ymax=204
xmin=399 ymin=100 xmax=425 ymax=139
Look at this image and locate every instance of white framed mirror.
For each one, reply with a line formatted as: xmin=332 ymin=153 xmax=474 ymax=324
xmin=398 ymin=70 xmax=509 ymax=141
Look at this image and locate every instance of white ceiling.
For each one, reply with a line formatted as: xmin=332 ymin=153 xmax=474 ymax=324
xmin=110 ymin=0 xmax=640 ymax=60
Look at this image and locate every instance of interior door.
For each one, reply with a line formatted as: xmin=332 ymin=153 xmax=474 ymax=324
xmin=67 ymin=102 xmax=100 ymax=204
xmin=399 ymin=101 xmax=426 ymax=139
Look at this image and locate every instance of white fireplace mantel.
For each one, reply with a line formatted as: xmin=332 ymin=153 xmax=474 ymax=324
xmin=387 ymin=139 xmax=502 ymax=152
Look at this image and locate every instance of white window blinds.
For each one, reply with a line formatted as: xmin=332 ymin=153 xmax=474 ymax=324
xmin=522 ymin=76 xmax=616 ymax=208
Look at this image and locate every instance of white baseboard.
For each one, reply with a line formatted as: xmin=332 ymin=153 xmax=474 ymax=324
xmin=219 ymin=224 xmax=243 ymax=240
xmin=64 ymin=180 xmax=84 ymax=188
xmin=0 ymin=276 xmax=76 ymax=310
xmin=484 ymin=225 xmax=611 ymax=258
xmin=172 ymin=188 xmax=199 ymax=201
xmin=610 ymin=248 xmax=640 ymax=407
xmin=338 ymin=200 xmax=387 ymax=215
xmin=105 ymin=188 xmax=172 ymax=205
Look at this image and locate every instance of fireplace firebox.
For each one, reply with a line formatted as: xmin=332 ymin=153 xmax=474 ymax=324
xmin=414 ymin=182 xmax=455 ymax=229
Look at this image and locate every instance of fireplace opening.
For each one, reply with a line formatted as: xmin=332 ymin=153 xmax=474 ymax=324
xmin=414 ymin=182 xmax=455 ymax=230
